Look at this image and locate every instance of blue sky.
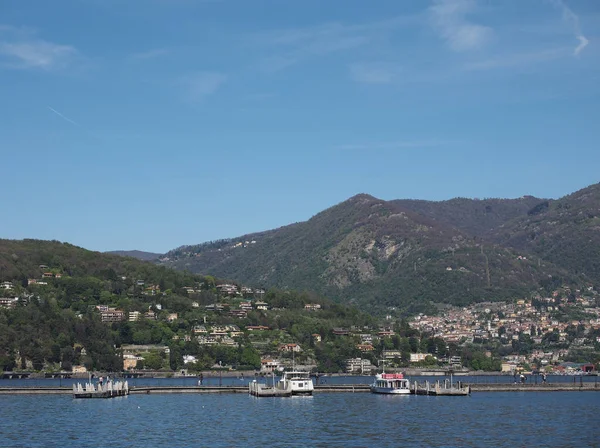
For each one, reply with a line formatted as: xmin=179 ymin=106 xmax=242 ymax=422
xmin=1 ymin=0 xmax=599 ymax=253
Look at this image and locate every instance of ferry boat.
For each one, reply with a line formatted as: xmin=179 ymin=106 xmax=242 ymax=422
xmin=277 ymin=371 xmax=314 ymax=395
xmin=370 ymin=373 xmax=410 ymax=395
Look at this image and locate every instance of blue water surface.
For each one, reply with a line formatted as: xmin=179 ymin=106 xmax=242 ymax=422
xmin=0 ymin=392 xmax=598 ymax=447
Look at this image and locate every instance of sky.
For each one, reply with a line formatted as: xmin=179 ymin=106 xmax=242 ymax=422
xmin=1 ymin=0 xmax=599 ymax=253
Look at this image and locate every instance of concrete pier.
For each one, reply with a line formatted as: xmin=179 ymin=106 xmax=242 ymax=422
xmin=412 ymin=380 xmax=470 ymax=396
xmin=0 ymin=383 xmax=598 ymax=394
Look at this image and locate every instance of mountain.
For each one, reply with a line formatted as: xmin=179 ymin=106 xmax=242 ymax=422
xmin=106 ymin=250 xmax=163 ymax=261
xmin=391 ymin=196 xmax=544 ymax=237
xmin=488 ymin=183 xmax=600 ymax=283
xmin=162 ymin=193 xmax=580 ymax=313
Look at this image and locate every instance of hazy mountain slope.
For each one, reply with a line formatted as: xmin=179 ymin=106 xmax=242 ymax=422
xmin=163 ymin=194 xmax=576 ymax=312
xmin=489 ymin=182 xmax=600 ymax=283
xmin=392 ymin=196 xmax=544 ymax=237
xmin=106 ymin=250 xmax=163 ymax=261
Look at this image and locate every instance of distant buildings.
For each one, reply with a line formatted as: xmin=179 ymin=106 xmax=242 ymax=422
xmin=346 ymin=358 xmax=374 ymax=374
xmin=96 ymin=306 xmax=125 ymax=323
xmin=304 ymin=304 xmax=321 ymax=311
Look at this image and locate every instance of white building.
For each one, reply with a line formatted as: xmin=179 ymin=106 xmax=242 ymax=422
xmin=346 ymin=358 xmax=374 ymax=374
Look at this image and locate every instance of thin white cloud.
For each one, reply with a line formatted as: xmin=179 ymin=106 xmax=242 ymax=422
xmin=334 ymin=140 xmax=454 ymax=150
xmin=245 ymin=92 xmax=276 ymax=101
xmin=47 ymin=106 xmax=79 ymax=126
xmin=180 ymin=71 xmax=227 ymax=101
xmin=549 ymin=0 xmax=589 ymax=56
xmin=0 ymin=26 xmax=77 ymax=70
xmin=463 ymin=47 xmax=568 ymax=71
xmin=350 ymin=63 xmax=401 ymax=84
xmin=259 ymin=55 xmax=299 ymax=72
xmin=131 ymin=48 xmax=169 ymax=60
xmin=0 ymin=40 xmax=76 ymax=70
xmin=429 ymin=0 xmax=492 ymax=52
xmin=254 ymin=16 xmax=416 ymax=72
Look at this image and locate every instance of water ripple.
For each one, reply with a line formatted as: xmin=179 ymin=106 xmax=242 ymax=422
xmin=0 ymin=392 xmax=598 ymax=447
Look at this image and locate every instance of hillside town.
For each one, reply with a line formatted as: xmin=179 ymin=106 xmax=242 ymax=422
xmin=409 ymin=287 xmax=600 ymax=374
xmin=1 ymin=268 xmax=599 ymax=375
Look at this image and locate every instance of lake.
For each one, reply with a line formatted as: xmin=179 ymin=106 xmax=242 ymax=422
xmin=1 ymin=391 xmax=598 ymax=447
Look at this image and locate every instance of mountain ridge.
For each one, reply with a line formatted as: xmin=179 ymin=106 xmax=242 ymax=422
xmin=106 ymin=250 xmax=162 ymax=261
xmin=160 ymin=186 xmax=600 ymax=312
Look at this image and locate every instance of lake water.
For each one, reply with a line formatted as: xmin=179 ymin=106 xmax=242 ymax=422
xmin=1 ymin=391 xmax=598 ymax=447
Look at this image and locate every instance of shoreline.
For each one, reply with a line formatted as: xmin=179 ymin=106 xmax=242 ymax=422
xmin=5 ymin=370 xmax=596 ymax=380
xmin=0 ymin=383 xmax=598 ymax=394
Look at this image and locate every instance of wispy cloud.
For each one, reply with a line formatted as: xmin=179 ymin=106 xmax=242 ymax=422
xmin=463 ymin=47 xmax=568 ymax=71
xmin=429 ymin=0 xmax=492 ymax=52
xmin=0 ymin=26 xmax=77 ymax=70
xmin=47 ymin=106 xmax=79 ymax=126
xmin=254 ymin=16 xmax=415 ymax=72
xmin=334 ymin=140 xmax=454 ymax=150
xmin=130 ymin=48 xmax=169 ymax=60
xmin=0 ymin=40 xmax=76 ymax=70
xmin=245 ymin=92 xmax=276 ymax=102
xmin=179 ymin=71 xmax=227 ymax=101
xmin=549 ymin=0 xmax=589 ymax=56
xmin=350 ymin=62 xmax=402 ymax=84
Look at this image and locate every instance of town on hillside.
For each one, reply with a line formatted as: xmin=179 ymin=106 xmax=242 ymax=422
xmin=1 ymin=266 xmax=599 ymax=376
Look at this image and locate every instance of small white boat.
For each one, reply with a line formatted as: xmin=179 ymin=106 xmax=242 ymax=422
xmin=371 ymin=373 xmax=410 ymax=395
xmin=277 ymin=371 xmax=314 ymax=395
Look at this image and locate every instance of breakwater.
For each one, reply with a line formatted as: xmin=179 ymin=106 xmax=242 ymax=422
xmin=1 ymin=382 xmax=598 ymax=394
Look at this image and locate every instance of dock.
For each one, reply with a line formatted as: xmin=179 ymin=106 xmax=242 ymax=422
xmin=412 ymin=380 xmax=470 ymax=396
xmin=0 ymin=382 xmax=598 ymax=395
xmin=72 ymin=380 xmax=129 ymax=398
xmin=248 ymin=380 xmax=293 ymax=397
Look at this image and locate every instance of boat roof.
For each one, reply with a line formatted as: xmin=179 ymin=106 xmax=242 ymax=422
xmin=381 ymin=373 xmax=404 ymax=379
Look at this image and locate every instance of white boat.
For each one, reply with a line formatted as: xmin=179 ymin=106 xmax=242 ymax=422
xmin=371 ymin=373 xmax=410 ymax=395
xmin=277 ymin=371 xmax=314 ymax=395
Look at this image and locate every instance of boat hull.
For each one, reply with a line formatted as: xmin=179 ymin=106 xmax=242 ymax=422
xmin=291 ymin=390 xmax=313 ymax=396
xmin=370 ymin=387 xmax=410 ymax=395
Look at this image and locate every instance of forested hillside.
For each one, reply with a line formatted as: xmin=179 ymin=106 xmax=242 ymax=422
xmin=163 ymin=193 xmax=579 ymax=313
xmin=0 ymin=239 xmax=381 ymax=373
xmin=489 ymin=183 xmax=600 ymax=283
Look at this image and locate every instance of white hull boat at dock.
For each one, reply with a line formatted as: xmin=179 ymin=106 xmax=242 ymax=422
xmin=277 ymin=371 xmax=314 ymax=396
xmin=371 ymin=373 xmax=410 ymax=395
